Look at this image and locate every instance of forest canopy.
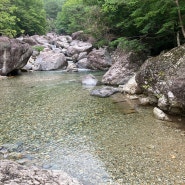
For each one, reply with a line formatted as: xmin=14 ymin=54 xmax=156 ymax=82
xmin=56 ymin=0 xmax=185 ymax=54
xmin=0 ymin=0 xmax=47 ymax=37
xmin=0 ymin=0 xmax=185 ymax=54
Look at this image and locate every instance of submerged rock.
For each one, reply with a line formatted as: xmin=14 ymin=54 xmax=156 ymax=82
xmin=90 ymin=86 xmax=119 ymax=98
xmin=136 ymin=44 xmax=185 ymax=115
xmin=0 ymin=37 xmax=33 ymax=76
xmin=82 ymin=74 xmax=98 ymax=86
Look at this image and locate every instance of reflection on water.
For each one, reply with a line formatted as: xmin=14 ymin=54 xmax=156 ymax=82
xmin=0 ymin=71 xmax=185 ymax=184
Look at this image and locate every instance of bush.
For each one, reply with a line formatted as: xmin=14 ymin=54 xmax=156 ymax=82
xmin=110 ymin=37 xmax=146 ymax=53
xmin=32 ymin=45 xmax=45 ymax=52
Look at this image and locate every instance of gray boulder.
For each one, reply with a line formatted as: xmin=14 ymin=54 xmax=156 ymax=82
xmin=85 ymin=48 xmax=112 ymax=70
xmin=153 ymin=107 xmax=171 ymax=121
xmin=67 ymin=40 xmax=92 ymax=56
xmin=0 ymin=37 xmax=33 ymax=76
xmin=66 ymin=62 xmax=78 ymax=72
xmin=82 ymin=74 xmax=98 ymax=86
xmin=77 ymin=58 xmax=88 ymax=69
xmin=136 ymin=44 xmax=185 ymax=115
xmin=31 ymin=35 xmax=49 ymax=45
xmin=58 ymin=35 xmax=72 ymax=43
xmin=118 ymin=75 xmax=142 ymax=94
xmin=90 ymin=86 xmax=119 ymax=98
xmin=72 ymin=31 xmax=84 ymax=40
xmin=102 ymin=50 xmax=146 ymax=85
xmin=22 ymin=37 xmax=37 ymax=46
xmin=78 ymin=52 xmax=87 ymax=61
xmin=25 ymin=51 xmax=67 ymax=71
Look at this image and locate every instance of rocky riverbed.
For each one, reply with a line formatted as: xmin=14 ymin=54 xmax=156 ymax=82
xmin=0 ymin=31 xmax=185 ymax=184
xmin=0 ymin=71 xmax=185 ymax=184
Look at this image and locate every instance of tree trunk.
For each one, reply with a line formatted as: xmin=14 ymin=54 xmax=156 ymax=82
xmin=175 ymin=0 xmax=185 ymax=38
xmin=177 ymin=31 xmax=180 ymax=46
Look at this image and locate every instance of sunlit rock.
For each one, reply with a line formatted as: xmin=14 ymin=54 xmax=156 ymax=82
xmin=153 ymin=107 xmax=171 ymax=121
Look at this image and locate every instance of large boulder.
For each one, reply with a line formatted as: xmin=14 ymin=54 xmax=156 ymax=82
xmin=0 ymin=37 xmax=33 ymax=76
xmin=67 ymin=40 xmax=92 ymax=56
xmin=85 ymin=48 xmax=112 ymax=70
xmin=102 ymin=50 xmax=146 ymax=85
xmin=25 ymin=50 xmax=67 ymax=71
xmin=16 ymin=34 xmax=114 ymax=72
xmin=66 ymin=62 xmax=78 ymax=72
xmin=136 ymin=44 xmax=185 ymax=115
xmin=31 ymin=35 xmax=49 ymax=45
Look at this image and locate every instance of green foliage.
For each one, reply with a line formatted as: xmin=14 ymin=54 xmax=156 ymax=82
xmin=44 ymin=0 xmax=66 ymax=17
xmin=56 ymin=0 xmax=86 ymax=34
xmin=110 ymin=37 xmax=146 ymax=52
xmin=44 ymin=0 xmax=61 ymax=19
xmin=12 ymin=0 xmax=47 ymax=36
xmin=1 ymin=0 xmax=185 ymax=54
xmin=56 ymin=0 xmax=109 ymax=42
xmin=32 ymin=45 xmax=45 ymax=52
xmin=43 ymin=0 xmax=66 ymax=32
xmin=130 ymin=0 xmax=176 ymax=35
xmin=99 ymin=0 xmax=185 ymax=54
xmin=0 ymin=0 xmax=18 ymax=37
xmin=0 ymin=0 xmax=47 ymax=37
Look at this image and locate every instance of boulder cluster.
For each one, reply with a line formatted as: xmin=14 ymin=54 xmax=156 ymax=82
xmin=19 ymin=32 xmax=112 ymax=72
xmin=102 ymin=46 xmax=185 ymax=117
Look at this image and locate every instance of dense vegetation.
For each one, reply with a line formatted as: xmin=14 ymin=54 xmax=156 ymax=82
xmin=1 ymin=0 xmax=185 ymax=54
xmin=0 ymin=0 xmax=47 ymax=37
xmin=56 ymin=0 xmax=185 ymax=55
xmin=44 ymin=0 xmax=65 ymax=32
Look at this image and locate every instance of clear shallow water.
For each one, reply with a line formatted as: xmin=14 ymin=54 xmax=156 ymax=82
xmin=0 ymin=71 xmax=185 ymax=184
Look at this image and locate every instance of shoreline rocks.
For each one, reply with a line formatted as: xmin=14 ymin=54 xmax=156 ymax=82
xmin=100 ymin=45 xmax=185 ymax=118
xmin=0 ymin=160 xmax=82 ymax=185
xmin=1 ymin=33 xmax=185 ymax=119
xmin=136 ymin=44 xmax=185 ymax=116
